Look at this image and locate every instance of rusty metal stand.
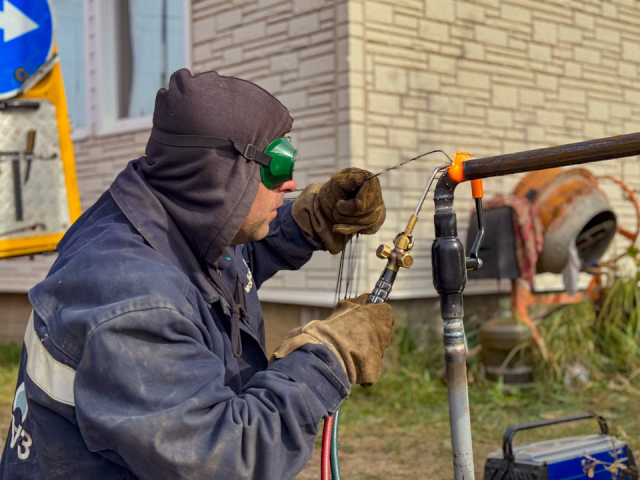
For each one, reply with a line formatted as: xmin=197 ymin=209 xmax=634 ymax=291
xmin=510 ymin=277 xmax=603 ymax=360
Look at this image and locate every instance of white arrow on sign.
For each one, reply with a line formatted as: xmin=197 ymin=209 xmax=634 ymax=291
xmin=0 ymin=0 xmax=39 ymax=42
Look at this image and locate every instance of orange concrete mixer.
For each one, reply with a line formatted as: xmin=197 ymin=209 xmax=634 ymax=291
xmin=514 ymin=168 xmax=619 ymax=274
xmin=467 ymin=167 xmax=640 ymax=358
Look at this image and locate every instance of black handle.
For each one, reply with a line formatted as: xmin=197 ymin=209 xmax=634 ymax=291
xmin=0 ymin=100 xmax=40 ymax=111
xmin=367 ymin=268 xmax=397 ymax=304
xmin=503 ymin=412 xmax=609 ymax=462
xmin=465 ymin=197 xmax=484 ymax=271
xmin=12 ymin=159 xmax=23 ymax=222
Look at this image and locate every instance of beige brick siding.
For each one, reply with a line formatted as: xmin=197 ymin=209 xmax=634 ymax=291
xmin=353 ymin=0 xmax=640 ymax=297
xmin=188 ymin=0 xmax=354 ymax=305
xmin=2 ymin=0 xmax=640 ymax=307
xmin=0 ymin=294 xmax=34 ymax=343
xmin=73 ymin=131 xmax=150 ymax=210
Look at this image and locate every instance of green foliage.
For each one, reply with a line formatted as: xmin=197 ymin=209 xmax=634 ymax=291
xmin=375 ymin=322 xmax=556 ymax=414
xmin=533 ymin=256 xmax=640 ymax=384
xmin=391 ymin=323 xmax=444 ymax=376
xmin=595 ymin=275 xmax=640 ymax=375
xmin=374 ymin=279 xmax=640 ymax=416
xmin=0 ymin=343 xmax=22 ymax=367
xmin=535 ymin=302 xmax=603 ymax=382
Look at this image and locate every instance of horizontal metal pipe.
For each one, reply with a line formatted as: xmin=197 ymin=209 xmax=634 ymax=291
xmin=463 ymin=132 xmax=640 ymax=180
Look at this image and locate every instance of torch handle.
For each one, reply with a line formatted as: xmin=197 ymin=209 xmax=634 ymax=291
xmin=367 ymin=267 xmax=398 ymax=304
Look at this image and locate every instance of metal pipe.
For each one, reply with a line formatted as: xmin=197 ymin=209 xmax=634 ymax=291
xmin=414 ymin=164 xmax=451 ymax=217
xmin=444 ymin=324 xmax=474 ymax=480
xmin=432 ymin=171 xmax=474 ymax=480
xmin=428 ymin=133 xmax=640 ymax=479
xmin=463 ymin=132 xmax=640 ymax=180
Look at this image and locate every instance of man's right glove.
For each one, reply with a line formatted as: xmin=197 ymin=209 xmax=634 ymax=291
xmin=271 ymin=294 xmax=395 ymax=386
xmin=292 ymin=168 xmax=385 ymax=254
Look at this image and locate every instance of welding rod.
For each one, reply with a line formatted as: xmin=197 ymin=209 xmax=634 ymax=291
xmin=463 ymin=132 xmax=640 ymax=180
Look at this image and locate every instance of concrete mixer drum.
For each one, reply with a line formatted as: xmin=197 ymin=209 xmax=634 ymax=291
xmin=576 ymin=211 xmax=617 ymax=264
xmin=514 ymin=168 xmax=619 ymax=274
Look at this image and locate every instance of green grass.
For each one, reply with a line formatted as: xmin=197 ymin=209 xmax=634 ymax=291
xmin=298 ymin=358 xmax=640 ymax=479
xmin=596 ymin=274 xmax=640 ymax=375
xmin=0 ymin=343 xmax=21 ymax=442
xmin=0 ymin=323 xmax=638 ymax=480
xmin=337 ymin=314 xmax=640 ymax=472
xmin=330 ymin=316 xmax=640 ymax=479
xmin=0 ymin=343 xmax=22 ymax=367
xmin=347 ymin=368 xmax=640 ymax=444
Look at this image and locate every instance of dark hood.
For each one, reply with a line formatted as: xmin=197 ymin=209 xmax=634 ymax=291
xmin=138 ymin=69 xmax=293 ymax=265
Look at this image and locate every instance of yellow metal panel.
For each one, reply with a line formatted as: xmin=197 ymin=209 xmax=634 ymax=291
xmin=0 ymin=52 xmax=81 ymax=258
xmin=0 ymin=233 xmax=64 ymax=259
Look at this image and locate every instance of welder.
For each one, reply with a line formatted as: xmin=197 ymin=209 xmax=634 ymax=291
xmin=0 ymin=69 xmax=395 ymax=479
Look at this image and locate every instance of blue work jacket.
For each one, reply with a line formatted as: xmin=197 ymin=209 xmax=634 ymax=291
xmin=0 ymin=162 xmax=349 ymax=479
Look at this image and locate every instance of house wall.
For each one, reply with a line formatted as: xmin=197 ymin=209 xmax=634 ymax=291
xmin=188 ymin=0 xmax=355 ymax=306
xmin=2 ymin=0 xmax=640 ymax=341
xmin=351 ymin=0 xmax=640 ymax=298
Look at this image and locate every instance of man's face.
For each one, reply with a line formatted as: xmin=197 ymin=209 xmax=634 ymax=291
xmin=231 ymin=178 xmax=297 ymax=245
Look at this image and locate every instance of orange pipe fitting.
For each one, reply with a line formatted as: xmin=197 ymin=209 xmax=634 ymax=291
xmin=448 ymin=151 xmax=474 ymax=183
xmin=471 ymin=179 xmax=484 ymax=199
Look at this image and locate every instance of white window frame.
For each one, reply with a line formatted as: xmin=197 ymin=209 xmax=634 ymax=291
xmin=52 ymin=0 xmax=91 ymax=141
xmin=74 ymin=0 xmax=192 ymax=139
xmin=67 ymin=0 xmax=92 ymax=141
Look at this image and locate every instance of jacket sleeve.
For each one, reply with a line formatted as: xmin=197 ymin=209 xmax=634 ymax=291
xmin=244 ymin=200 xmax=325 ymax=289
xmin=74 ymin=307 xmax=350 ymax=480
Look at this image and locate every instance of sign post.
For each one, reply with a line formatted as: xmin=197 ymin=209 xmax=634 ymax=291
xmin=0 ymin=0 xmax=81 ymax=258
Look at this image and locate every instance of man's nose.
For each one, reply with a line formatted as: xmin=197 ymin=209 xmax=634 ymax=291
xmin=278 ymin=179 xmax=297 ymax=193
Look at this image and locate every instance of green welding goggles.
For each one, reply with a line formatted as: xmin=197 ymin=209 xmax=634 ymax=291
xmin=149 ymin=129 xmax=297 ymax=189
xmin=260 ymin=136 xmax=297 ymax=189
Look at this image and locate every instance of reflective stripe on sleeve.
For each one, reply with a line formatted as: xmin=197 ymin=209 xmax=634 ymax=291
xmin=24 ymin=311 xmax=76 ymax=406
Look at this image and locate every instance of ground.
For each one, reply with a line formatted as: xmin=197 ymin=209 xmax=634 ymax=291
xmin=0 ymin=345 xmax=638 ymax=479
xmin=297 ymin=372 xmax=640 ymax=479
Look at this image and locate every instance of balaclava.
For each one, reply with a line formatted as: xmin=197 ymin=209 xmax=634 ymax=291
xmin=139 ymin=69 xmax=293 ymax=266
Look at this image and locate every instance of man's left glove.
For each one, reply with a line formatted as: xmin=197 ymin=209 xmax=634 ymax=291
xmin=271 ymin=294 xmax=395 ymax=386
xmin=292 ymin=168 xmax=385 ymax=254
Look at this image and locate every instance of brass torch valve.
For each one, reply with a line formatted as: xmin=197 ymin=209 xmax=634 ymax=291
xmin=368 ymin=160 xmax=454 ymax=304
xmin=376 ymin=214 xmax=418 ymax=272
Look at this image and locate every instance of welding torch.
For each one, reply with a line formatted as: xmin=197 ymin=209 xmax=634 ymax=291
xmin=323 ymin=132 xmax=640 ymax=480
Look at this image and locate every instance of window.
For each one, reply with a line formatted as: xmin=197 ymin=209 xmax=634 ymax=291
xmin=51 ymin=0 xmax=87 ymax=130
xmin=49 ymin=0 xmax=189 ymax=136
xmin=101 ymin=0 xmax=187 ymax=130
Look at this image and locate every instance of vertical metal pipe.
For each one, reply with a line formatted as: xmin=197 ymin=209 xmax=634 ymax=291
xmin=433 ymin=172 xmax=475 ymax=480
xmin=443 ymin=314 xmax=474 ymax=480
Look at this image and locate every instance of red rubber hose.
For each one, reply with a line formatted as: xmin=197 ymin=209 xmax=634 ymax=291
xmin=321 ymin=415 xmax=334 ymax=480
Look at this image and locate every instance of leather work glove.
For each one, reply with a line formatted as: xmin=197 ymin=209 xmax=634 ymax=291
xmin=271 ymin=294 xmax=395 ymax=386
xmin=292 ymin=168 xmax=385 ymax=254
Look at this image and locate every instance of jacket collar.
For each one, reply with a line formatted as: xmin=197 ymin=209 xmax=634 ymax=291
xmin=110 ymin=160 xmax=222 ymax=306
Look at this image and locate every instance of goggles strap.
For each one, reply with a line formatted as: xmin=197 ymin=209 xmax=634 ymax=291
xmin=150 ymin=128 xmax=273 ymax=167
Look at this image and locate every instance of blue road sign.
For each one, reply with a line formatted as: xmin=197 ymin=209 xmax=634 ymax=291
xmin=0 ymin=0 xmax=54 ymax=100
